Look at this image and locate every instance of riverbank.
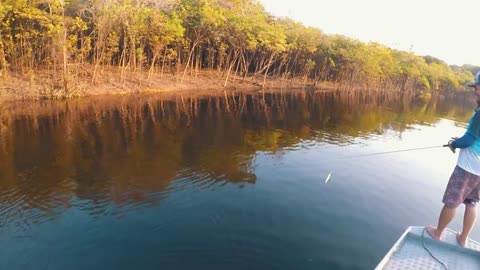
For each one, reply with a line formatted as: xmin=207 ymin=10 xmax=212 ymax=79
xmin=0 ymin=67 xmax=340 ymax=101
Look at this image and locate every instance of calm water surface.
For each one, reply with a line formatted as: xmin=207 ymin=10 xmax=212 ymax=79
xmin=0 ymin=90 xmax=478 ymax=270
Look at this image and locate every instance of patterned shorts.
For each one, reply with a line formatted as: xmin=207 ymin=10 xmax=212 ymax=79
xmin=443 ymin=165 xmax=480 ymax=208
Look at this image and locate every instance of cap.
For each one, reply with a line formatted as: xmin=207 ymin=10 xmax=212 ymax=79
xmin=467 ymin=71 xmax=480 ymax=87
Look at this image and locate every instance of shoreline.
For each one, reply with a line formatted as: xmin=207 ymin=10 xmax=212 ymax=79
xmin=0 ymin=68 xmax=340 ymax=101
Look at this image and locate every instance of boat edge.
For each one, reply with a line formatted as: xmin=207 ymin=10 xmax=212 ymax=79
xmin=374 ymin=226 xmax=414 ymax=270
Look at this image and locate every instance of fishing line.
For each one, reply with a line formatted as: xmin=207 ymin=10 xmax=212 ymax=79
xmin=343 ymin=145 xmax=448 ymax=159
xmin=422 ymin=228 xmax=448 ymax=270
xmin=323 ymin=145 xmax=449 ymax=183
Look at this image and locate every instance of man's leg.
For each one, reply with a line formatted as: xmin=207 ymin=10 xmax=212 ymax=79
xmin=429 ymin=165 xmax=467 ymax=240
xmin=458 ymin=204 xmax=477 ymax=247
xmin=427 ymin=205 xmax=456 ymax=240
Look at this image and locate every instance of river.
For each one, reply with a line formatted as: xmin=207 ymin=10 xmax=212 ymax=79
xmin=0 ymin=90 xmax=478 ymax=269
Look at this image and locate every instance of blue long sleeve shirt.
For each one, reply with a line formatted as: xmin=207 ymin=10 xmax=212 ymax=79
xmin=452 ymin=109 xmax=480 ymax=149
xmin=454 ymin=109 xmax=480 ymax=176
xmin=452 ymin=132 xmax=476 ymax=148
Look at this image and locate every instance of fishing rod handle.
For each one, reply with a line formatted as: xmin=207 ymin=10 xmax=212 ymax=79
xmin=443 ymin=143 xmax=456 ymax=153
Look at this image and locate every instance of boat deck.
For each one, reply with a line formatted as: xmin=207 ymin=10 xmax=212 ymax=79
xmin=376 ymin=226 xmax=480 ymax=270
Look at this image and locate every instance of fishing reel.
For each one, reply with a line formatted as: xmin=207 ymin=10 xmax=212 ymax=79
xmin=445 ymin=139 xmax=456 ymax=154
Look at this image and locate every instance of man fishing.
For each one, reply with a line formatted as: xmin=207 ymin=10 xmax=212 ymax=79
xmin=427 ymin=71 xmax=480 ymax=247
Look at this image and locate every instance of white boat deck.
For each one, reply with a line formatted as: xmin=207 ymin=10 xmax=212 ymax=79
xmin=375 ymin=226 xmax=480 ymax=270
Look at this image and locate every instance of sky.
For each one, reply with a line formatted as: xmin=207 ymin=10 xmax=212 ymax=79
xmin=260 ymin=0 xmax=480 ymax=67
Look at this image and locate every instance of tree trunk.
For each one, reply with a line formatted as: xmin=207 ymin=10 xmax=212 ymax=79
xmin=0 ymin=31 xmax=7 ymax=77
xmin=149 ymin=48 xmax=161 ymax=79
xmin=62 ymin=1 xmax=69 ymax=95
xmin=262 ymin=53 xmax=276 ymax=88
xmin=181 ymin=40 xmax=198 ymax=83
xmin=224 ymin=52 xmax=238 ymax=87
xmin=195 ymin=46 xmax=201 ymax=77
xmin=232 ymin=55 xmax=241 ymax=85
xmin=161 ymin=46 xmax=167 ymax=77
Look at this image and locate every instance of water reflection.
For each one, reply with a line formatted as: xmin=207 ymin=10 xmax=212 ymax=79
xmin=0 ymin=90 xmax=474 ymax=226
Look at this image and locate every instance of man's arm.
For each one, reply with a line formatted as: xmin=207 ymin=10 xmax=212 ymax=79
xmin=451 ymin=111 xmax=480 ymax=149
xmin=452 ymin=132 xmax=476 ymax=148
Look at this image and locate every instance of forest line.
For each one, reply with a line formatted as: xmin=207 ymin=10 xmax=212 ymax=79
xmin=1 ymin=0 xmax=479 ymax=99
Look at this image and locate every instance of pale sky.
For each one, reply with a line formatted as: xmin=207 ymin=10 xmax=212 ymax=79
xmin=260 ymin=0 xmax=480 ymax=66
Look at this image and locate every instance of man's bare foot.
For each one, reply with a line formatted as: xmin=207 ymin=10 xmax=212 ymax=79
xmin=456 ymin=233 xmax=467 ymax=248
xmin=426 ymin=225 xmax=442 ymax=240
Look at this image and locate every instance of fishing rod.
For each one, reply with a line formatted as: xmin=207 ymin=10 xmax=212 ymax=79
xmin=324 ymin=144 xmax=451 ymax=183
